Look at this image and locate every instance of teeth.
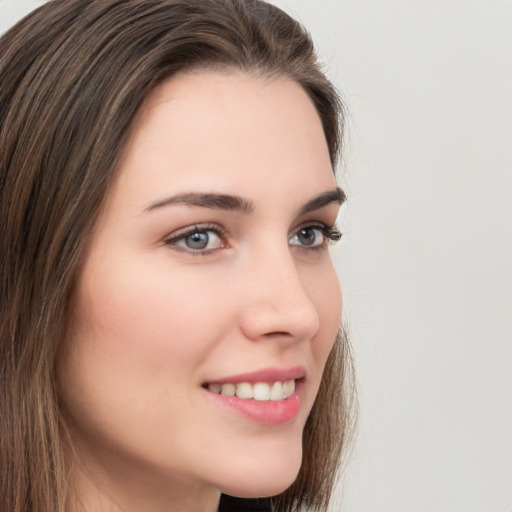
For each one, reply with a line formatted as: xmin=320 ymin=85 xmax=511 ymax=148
xmin=270 ymin=381 xmax=283 ymax=401
xmin=235 ymin=382 xmax=253 ymax=399
xmin=220 ymin=383 xmax=236 ymax=396
xmin=283 ymin=379 xmax=295 ymax=398
xmin=207 ymin=379 xmax=296 ymax=401
xmin=253 ymin=383 xmax=270 ymax=401
xmin=208 ymin=383 xmax=222 ymax=394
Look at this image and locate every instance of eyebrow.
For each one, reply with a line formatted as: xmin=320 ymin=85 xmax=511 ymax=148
xmin=145 ymin=192 xmax=254 ymax=213
xmin=145 ymin=187 xmax=345 ymax=215
xmin=298 ymin=187 xmax=346 ymax=215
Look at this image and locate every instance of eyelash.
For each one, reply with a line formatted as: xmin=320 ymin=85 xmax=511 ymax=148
xmin=289 ymin=223 xmax=342 ymax=252
xmin=164 ymin=222 xmax=342 ymax=256
xmin=164 ymin=223 xmax=227 ymax=255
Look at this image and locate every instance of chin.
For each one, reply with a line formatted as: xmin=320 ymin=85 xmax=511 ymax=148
xmin=217 ymin=445 xmax=302 ymax=499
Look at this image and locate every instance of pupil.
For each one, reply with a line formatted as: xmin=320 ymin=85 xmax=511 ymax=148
xmin=299 ymin=228 xmax=316 ymax=246
xmin=186 ymin=232 xmax=209 ymax=249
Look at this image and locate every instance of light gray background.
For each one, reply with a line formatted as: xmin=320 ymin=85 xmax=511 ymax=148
xmin=1 ymin=1 xmax=511 ymax=511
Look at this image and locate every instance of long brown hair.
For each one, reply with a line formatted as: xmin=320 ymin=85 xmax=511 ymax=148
xmin=0 ymin=1 xmax=356 ymax=510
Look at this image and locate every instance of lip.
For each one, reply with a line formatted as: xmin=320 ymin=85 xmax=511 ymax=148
xmin=204 ymin=366 xmax=306 ymax=385
xmin=202 ymin=366 xmax=305 ymax=426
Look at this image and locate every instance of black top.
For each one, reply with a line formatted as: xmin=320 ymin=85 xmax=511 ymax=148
xmin=218 ymin=495 xmax=272 ymax=512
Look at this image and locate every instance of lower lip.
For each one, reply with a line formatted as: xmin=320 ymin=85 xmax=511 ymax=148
xmin=205 ymin=382 xmax=302 ymax=426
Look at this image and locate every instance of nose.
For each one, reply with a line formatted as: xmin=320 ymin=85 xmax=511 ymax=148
xmin=237 ymin=247 xmax=320 ymax=343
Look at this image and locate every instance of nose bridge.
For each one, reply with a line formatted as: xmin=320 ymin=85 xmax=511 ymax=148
xmin=238 ymin=241 xmax=320 ymax=342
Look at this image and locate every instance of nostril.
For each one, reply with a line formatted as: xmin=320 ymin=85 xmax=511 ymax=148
xmin=264 ymin=331 xmax=292 ymax=338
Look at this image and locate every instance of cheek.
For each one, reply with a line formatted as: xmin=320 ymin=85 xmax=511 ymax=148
xmin=59 ymin=257 xmax=232 ymax=432
xmin=306 ymin=262 xmax=342 ymax=368
xmin=74 ymin=262 xmax=227 ymax=373
xmin=58 ymin=259 xmax=237 ymax=465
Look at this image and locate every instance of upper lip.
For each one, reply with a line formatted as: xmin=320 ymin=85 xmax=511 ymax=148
xmin=205 ymin=366 xmax=306 ymax=385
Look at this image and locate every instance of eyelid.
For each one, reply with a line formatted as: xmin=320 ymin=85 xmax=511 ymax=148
xmin=289 ymin=221 xmax=343 ymax=250
xmin=162 ymin=220 xmax=342 ymax=256
xmin=294 ymin=220 xmax=341 ymax=238
xmin=163 ymin=223 xmax=228 ymax=255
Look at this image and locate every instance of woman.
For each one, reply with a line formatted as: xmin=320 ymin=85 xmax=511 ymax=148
xmin=0 ymin=0 xmax=356 ymax=511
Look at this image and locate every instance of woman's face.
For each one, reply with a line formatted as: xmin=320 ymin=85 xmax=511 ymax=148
xmin=59 ymin=70 xmax=343 ymax=508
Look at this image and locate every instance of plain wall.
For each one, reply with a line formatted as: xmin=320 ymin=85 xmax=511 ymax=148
xmin=2 ymin=1 xmax=511 ymax=511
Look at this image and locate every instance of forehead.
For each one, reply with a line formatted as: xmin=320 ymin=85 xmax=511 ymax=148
xmin=109 ymin=69 xmax=335 ymax=208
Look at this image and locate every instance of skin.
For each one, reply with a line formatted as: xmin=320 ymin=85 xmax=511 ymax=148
xmin=58 ymin=69 xmax=343 ymax=512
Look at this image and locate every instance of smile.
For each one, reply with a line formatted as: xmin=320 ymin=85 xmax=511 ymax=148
xmin=202 ymin=367 xmax=305 ymax=425
xmin=206 ymin=380 xmax=296 ymax=401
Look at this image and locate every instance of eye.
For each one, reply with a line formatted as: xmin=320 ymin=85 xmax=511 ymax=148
xmin=164 ymin=224 xmax=225 ymax=253
xmin=289 ymin=226 xmax=324 ymax=247
xmin=289 ymin=224 xmax=342 ymax=249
